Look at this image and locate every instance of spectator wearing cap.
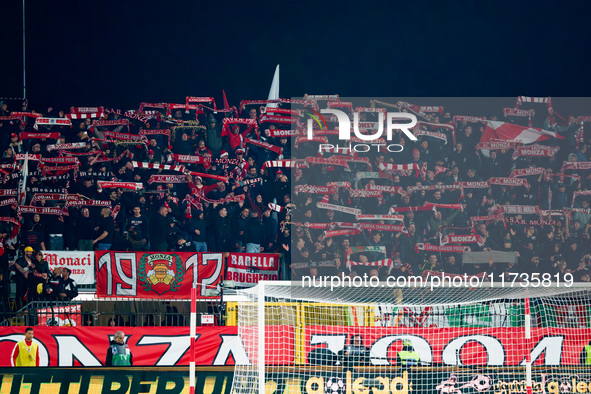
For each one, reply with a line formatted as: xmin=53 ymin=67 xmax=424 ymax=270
xmin=9 ymin=133 xmax=22 ymax=153
xmin=224 ymin=124 xmax=248 ymax=152
xmin=149 ymin=205 xmax=169 ymax=252
xmin=166 ymin=217 xmax=183 ymax=251
xmin=93 ymin=207 xmax=115 ymax=251
xmin=205 ymin=114 xmax=223 ymax=157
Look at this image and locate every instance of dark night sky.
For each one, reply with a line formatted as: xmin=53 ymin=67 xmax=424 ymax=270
xmin=1 ymin=1 xmax=591 ymax=112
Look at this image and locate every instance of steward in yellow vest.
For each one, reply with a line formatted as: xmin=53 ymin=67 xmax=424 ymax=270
xmin=12 ymin=327 xmax=39 ymax=367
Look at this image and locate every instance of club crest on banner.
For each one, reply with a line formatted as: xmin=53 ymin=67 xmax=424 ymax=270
xmin=138 ymin=253 xmax=184 ymax=295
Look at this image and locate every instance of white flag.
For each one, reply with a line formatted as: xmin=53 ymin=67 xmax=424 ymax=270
xmin=266 ymin=64 xmax=280 ymax=108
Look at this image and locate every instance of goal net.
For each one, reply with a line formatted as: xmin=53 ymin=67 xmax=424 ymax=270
xmin=231 ymin=281 xmax=591 ymax=394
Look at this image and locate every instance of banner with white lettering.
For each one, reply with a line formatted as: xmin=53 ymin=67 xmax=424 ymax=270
xmin=226 ymin=253 xmax=280 ymax=287
xmin=0 ymin=325 xmax=590 ymax=367
xmin=96 ymin=251 xmax=224 ymax=299
xmin=36 ymin=304 xmax=82 ymax=326
xmin=41 ymin=251 xmax=95 ymax=285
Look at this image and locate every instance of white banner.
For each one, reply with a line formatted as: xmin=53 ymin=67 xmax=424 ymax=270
xmin=41 ymin=251 xmax=95 ymax=285
xmin=226 ymin=253 xmax=280 ymax=287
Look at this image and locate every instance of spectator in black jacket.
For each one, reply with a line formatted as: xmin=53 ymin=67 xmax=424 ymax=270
xmin=245 ymin=211 xmax=264 ymax=253
xmin=126 ymin=206 xmax=149 ymax=251
xmin=212 ymin=206 xmax=232 ymax=252
xmin=93 ymin=207 xmax=115 ymax=250
xmin=58 ymin=268 xmax=78 ymax=301
xmin=189 ymin=212 xmax=207 ymax=252
xmin=75 ymin=207 xmax=95 ymax=251
xmin=149 ymin=205 xmax=169 ymax=251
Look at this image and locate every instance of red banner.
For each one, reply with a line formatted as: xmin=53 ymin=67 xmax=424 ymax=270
xmin=0 ymin=325 xmax=589 ymax=367
xmin=225 ymin=253 xmax=280 ymax=287
xmin=304 ymin=326 xmax=591 ymax=366
xmin=96 ymin=251 xmax=224 ymax=299
xmin=37 ymin=305 xmax=82 ymax=326
xmin=0 ymin=326 xmax=249 ymax=367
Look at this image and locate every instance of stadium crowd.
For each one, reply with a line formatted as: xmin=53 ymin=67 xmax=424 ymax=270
xmin=0 ymin=96 xmax=590 ymax=314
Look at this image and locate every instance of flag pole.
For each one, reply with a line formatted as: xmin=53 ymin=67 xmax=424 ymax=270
xmin=23 ymin=0 xmax=26 ymax=99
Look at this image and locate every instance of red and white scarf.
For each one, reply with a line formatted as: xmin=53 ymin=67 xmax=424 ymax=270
xmin=97 ymin=181 xmax=143 ymax=191
xmin=259 ymin=115 xmax=297 ymax=124
xmin=358 ymin=223 xmax=407 ymax=233
xmin=92 ymin=119 xmax=130 ymax=130
xmin=19 ymin=132 xmax=60 ymax=140
xmin=17 ymin=205 xmax=64 ymax=216
xmin=265 ymin=129 xmax=303 ymax=138
xmin=140 ymin=129 xmax=171 ymax=146
xmin=316 ymin=199 xmax=361 ymax=216
xmin=295 ymin=185 xmax=337 ymax=194
xmin=494 ymin=205 xmax=539 ymax=215
xmin=561 ymin=161 xmax=591 ymax=172
xmin=441 ymin=234 xmax=484 ymax=246
xmin=245 ymin=138 xmax=283 ymax=155
xmin=172 ymin=154 xmax=209 ymax=165
xmin=476 ymin=141 xmax=515 ymax=150
xmin=188 ymin=171 xmax=228 ymax=182
xmin=509 ymin=167 xmax=546 ymax=178
xmin=294 ymin=136 xmax=328 ymax=147
xmin=414 ymin=130 xmax=448 ymax=143
xmin=0 ymin=198 xmax=17 ymax=207
xmin=324 ymin=229 xmax=360 ymax=238
xmin=415 ymin=243 xmax=470 ymax=253
xmin=147 ymin=174 xmax=188 ymax=184
xmin=349 ymin=189 xmax=382 ymax=198
xmin=64 ymin=199 xmax=111 ymax=208
xmin=30 ymin=193 xmax=87 ymax=204
xmin=67 ymin=107 xmax=105 ymax=119
xmin=33 ymin=118 xmax=72 ymax=130
xmin=132 ymin=161 xmax=185 ymax=173
xmin=10 ymin=111 xmax=42 ymax=118
xmin=262 ymin=160 xmax=305 ymax=170
xmin=306 ymin=157 xmax=349 ymax=168
xmin=379 ymin=163 xmax=420 ymax=172
xmin=356 ymin=214 xmax=404 ymax=221
xmin=104 ymin=131 xmax=144 ymax=141
xmin=40 ymin=164 xmax=79 ymax=176
xmin=512 ymin=144 xmax=558 ymax=160
xmin=40 ymin=157 xmax=79 ymax=165
xmin=488 ymin=177 xmax=528 ymax=187
xmin=504 ymin=108 xmax=531 ymax=117
xmin=47 ymin=142 xmax=86 ymax=151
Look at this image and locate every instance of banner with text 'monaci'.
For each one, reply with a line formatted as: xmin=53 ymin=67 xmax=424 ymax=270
xmin=225 ymin=253 xmax=280 ymax=287
xmin=96 ymin=251 xmax=224 ymax=299
xmin=41 ymin=250 xmax=95 ymax=285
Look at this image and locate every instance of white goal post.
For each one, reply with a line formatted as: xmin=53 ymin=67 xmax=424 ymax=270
xmin=232 ymin=281 xmax=591 ymax=394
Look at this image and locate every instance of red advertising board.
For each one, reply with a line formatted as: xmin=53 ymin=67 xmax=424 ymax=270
xmin=1 ymin=326 xmax=590 ymax=367
xmin=96 ymin=251 xmax=224 ymax=299
xmin=226 ymin=253 xmax=280 ymax=287
xmin=0 ymin=326 xmax=292 ymax=367
xmin=305 ymin=326 xmax=591 ymax=366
